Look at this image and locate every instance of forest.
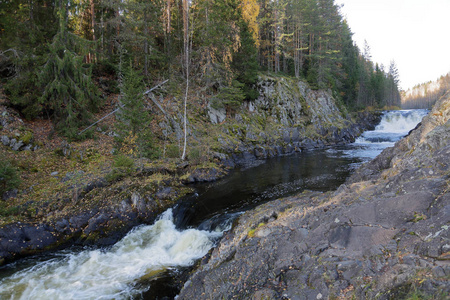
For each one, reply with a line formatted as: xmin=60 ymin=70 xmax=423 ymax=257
xmin=0 ymin=0 xmax=401 ymax=141
xmin=401 ymin=73 xmax=450 ymax=109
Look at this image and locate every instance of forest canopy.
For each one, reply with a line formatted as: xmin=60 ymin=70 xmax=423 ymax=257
xmin=0 ymin=0 xmax=401 ymax=138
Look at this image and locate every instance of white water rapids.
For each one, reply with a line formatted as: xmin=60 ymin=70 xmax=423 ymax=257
xmin=0 ymin=209 xmax=224 ymax=299
xmin=330 ymin=109 xmax=428 ymax=161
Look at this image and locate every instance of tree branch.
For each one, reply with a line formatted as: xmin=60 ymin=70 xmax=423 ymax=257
xmin=78 ymin=79 xmax=168 ymax=135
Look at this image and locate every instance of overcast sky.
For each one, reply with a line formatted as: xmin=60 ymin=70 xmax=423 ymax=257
xmin=335 ymin=0 xmax=450 ymax=91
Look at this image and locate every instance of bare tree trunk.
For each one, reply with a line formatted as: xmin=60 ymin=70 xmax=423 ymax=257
xmin=205 ymin=2 xmax=211 ymax=87
xmin=167 ymin=0 xmax=171 ymax=33
xmin=90 ymin=0 xmax=96 ymax=63
xmin=294 ymin=26 xmax=299 ymax=78
xmin=274 ymin=5 xmax=279 ymax=73
xmin=164 ymin=0 xmax=171 ymax=57
xmin=144 ymin=10 xmax=149 ymax=76
xmin=181 ymin=0 xmax=189 ymax=160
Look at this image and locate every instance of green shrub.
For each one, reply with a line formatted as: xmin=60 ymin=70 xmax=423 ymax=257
xmin=21 ymin=131 xmax=34 ymax=144
xmin=113 ymin=154 xmax=134 ymax=170
xmin=0 ymin=202 xmax=20 ymax=216
xmin=106 ymin=154 xmax=135 ymax=182
xmin=0 ymin=158 xmax=21 ymax=195
xmin=188 ymin=147 xmax=205 ymax=164
xmin=166 ymin=144 xmax=180 ymax=159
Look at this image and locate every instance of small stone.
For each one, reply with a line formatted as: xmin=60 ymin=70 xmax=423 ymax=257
xmin=2 ymin=189 xmax=18 ymax=201
xmin=316 ymin=293 xmax=323 ymax=299
xmin=11 ymin=140 xmax=24 ymax=151
xmin=51 ymin=171 xmax=59 ymax=176
xmin=1 ymin=135 xmax=10 ymax=146
xmin=432 ymin=266 xmax=446 ymax=278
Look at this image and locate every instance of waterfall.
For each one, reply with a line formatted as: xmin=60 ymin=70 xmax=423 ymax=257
xmin=357 ymin=110 xmax=428 ymax=144
xmin=346 ymin=109 xmax=429 ymax=160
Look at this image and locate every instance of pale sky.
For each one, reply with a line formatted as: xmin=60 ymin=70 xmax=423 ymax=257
xmin=335 ymin=0 xmax=450 ymax=91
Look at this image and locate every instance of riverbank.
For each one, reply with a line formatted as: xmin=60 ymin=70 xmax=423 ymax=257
xmin=177 ymin=92 xmax=450 ymax=299
xmin=0 ymin=75 xmax=381 ymax=266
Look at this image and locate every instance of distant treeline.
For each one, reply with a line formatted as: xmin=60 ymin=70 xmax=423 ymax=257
xmin=401 ymin=73 xmax=450 ymax=109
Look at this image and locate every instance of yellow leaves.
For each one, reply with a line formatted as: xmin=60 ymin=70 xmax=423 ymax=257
xmin=239 ymin=0 xmax=260 ymax=46
xmin=120 ymin=131 xmax=138 ymax=157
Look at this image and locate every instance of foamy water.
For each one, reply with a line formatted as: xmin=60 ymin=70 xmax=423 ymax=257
xmin=0 ymin=209 xmax=223 ymax=299
xmin=328 ymin=109 xmax=428 ymax=161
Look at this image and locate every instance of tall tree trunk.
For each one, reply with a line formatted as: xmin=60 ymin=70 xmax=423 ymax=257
xmin=164 ymin=0 xmax=171 ymax=57
xmin=274 ymin=2 xmax=280 ymax=73
xmin=294 ymin=27 xmax=299 ymax=78
xmin=181 ymin=0 xmax=189 ymax=160
xmin=144 ymin=10 xmax=149 ymax=76
xmin=205 ymin=2 xmax=211 ymax=87
xmin=90 ymin=0 xmax=96 ymax=63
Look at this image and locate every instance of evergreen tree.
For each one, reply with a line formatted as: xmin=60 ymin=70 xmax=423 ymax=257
xmin=38 ymin=0 xmax=100 ymax=139
xmin=0 ymin=157 xmax=21 ymax=195
xmin=232 ymin=20 xmax=259 ymax=101
xmin=2 ymin=0 xmax=58 ymax=119
xmin=115 ymin=61 xmax=158 ymax=159
xmin=340 ymin=21 xmax=359 ymax=108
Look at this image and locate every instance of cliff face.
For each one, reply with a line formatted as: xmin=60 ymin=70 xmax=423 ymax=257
xmin=248 ymin=75 xmax=345 ymax=129
xmin=209 ymin=75 xmax=379 ymax=165
xmin=178 ymin=92 xmax=450 ymax=299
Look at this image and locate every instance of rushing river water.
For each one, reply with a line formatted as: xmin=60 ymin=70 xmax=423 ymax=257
xmin=0 ymin=110 xmax=428 ymax=299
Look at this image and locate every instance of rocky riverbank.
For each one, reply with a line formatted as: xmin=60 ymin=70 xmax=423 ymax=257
xmin=0 ymin=75 xmax=381 ymax=266
xmin=177 ymin=92 xmax=450 ymax=299
xmin=209 ymin=75 xmax=381 ymax=167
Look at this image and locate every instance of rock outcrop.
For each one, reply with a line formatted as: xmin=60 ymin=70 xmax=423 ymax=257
xmin=213 ymin=76 xmax=381 ymax=166
xmin=178 ymin=92 xmax=450 ymax=299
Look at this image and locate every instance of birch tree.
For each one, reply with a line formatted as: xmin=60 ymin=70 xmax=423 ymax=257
xmin=181 ymin=0 xmax=189 ymax=160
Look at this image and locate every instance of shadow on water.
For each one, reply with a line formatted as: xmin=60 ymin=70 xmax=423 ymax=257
xmin=173 ymin=149 xmax=362 ymax=231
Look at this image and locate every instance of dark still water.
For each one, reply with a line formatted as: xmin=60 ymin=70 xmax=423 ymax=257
xmin=0 ymin=110 xmax=428 ymax=300
xmin=173 ymin=149 xmax=361 ymax=231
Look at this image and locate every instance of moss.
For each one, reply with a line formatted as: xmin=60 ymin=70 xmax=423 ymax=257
xmin=412 ymin=212 xmax=427 ymax=223
xmin=248 ymin=222 xmax=266 ymax=238
xmin=21 ymin=131 xmax=33 ymax=144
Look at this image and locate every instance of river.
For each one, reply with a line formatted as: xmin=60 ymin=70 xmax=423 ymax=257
xmin=0 ymin=109 xmax=428 ymax=299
